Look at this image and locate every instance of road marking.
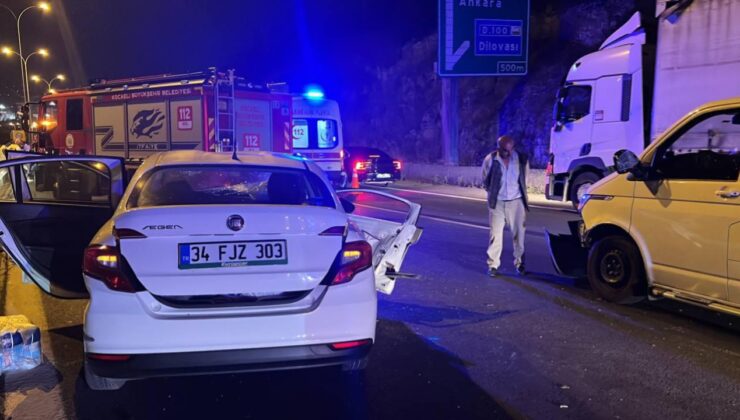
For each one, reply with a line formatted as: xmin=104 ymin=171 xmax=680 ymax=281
xmin=355 ymin=203 xmax=488 ymax=230
xmin=372 ymin=185 xmax=575 ymax=212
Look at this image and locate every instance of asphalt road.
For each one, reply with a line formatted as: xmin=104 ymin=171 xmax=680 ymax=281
xmin=2 ymin=184 xmax=740 ymax=420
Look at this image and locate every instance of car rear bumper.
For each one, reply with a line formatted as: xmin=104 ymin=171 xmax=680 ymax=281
xmin=362 ymin=171 xmax=400 ymax=183
xmin=86 ymin=341 xmax=372 ymax=380
xmin=83 ymin=269 xmax=378 ymax=355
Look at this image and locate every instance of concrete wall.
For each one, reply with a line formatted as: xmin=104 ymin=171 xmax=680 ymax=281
xmin=403 ymin=163 xmax=547 ymax=194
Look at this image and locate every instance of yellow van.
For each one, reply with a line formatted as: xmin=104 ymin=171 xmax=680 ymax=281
xmin=547 ymin=99 xmax=740 ymax=315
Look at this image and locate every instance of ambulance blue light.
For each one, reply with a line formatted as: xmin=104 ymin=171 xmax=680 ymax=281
xmin=304 ymin=89 xmax=324 ymax=100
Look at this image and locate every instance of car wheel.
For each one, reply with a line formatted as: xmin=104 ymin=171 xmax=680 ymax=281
xmin=587 ymin=235 xmax=647 ymax=304
xmin=570 ymin=171 xmax=601 ymax=209
xmin=84 ymin=360 xmax=127 ymax=391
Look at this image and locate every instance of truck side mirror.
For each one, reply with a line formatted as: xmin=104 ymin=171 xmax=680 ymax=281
xmin=613 ymin=149 xmax=640 ymax=174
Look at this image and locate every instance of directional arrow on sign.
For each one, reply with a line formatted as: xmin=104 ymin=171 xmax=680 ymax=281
xmin=444 ymin=0 xmax=469 ymax=71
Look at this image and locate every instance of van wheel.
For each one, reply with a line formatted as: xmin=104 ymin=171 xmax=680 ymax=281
xmin=587 ymin=236 xmax=646 ymax=304
xmin=570 ymin=172 xmax=601 ymax=209
xmin=84 ymin=360 xmax=127 ymax=391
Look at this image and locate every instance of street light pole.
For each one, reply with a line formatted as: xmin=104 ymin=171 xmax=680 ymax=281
xmin=0 ymin=2 xmax=51 ymax=103
xmin=31 ymin=73 xmax=65 ymax=94
xmin=2 ymin=47 xmax=49 ymax=100
xmin=22 ymin=48 xmax=48 ymax=99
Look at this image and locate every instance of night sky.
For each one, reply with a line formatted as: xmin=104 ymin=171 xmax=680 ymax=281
xmin=0 ymin=0 xmax=436 ymax=102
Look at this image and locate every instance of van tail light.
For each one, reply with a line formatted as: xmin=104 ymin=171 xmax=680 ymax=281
xmin=393 ymin=160 xmax=402 ymax=170
xmin=545 ymin=154 xmax=554 ymax=177
xmin=354 ymin=160 xmax=370 ymax=171
xmin=330 ymin=241 xmax=372 ymax=285
xmin=83 ymin=245 xmax=141 ymax=293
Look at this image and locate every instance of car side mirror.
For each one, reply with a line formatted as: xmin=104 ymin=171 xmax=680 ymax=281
xmin=613 ymin=149 xmax=640 ymax=174
xmin=340 ymin=197 xmax=355 ymax=214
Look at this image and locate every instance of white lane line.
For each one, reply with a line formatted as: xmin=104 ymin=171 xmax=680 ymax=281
xmin=372 ymin=185 xmax=575 ymax=212
xmin=376 ymin=186 xmax=487 ymax=202
xmin=355 ymin=203 xmax=488 ymax=231
xmin=355 ymin=203 xmax=554 ymax=236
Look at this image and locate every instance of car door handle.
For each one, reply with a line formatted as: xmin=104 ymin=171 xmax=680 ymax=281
xmin=716 ymin=190 xmax=740 ymax=199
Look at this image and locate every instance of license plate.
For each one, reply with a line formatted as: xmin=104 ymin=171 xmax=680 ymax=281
xmin=376 ymin=173 xmax=392 ymax=179
xmin=178 ymin=240 xmax=288 ymax=269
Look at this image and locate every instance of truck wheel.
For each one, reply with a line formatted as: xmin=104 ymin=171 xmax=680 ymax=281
xmin=570 ymin=172 xmax=601 ymax=209
xmin=587 ymin=235 xmax=646 ymax=304
xmin=84 ymin=360 xmax=127 ymax=391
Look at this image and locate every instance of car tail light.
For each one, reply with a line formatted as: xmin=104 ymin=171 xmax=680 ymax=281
xmin=83 ymin=245 xmax=139 ymax=293
xmin=354 ymin=160 xmax=370 ymax=171
xmin=87 ymin=353 xmax=131 ymax=361
xmin=393 ymin=160 xmax=402 ymax=170
xmin=329 ymin=339 xmax=372 ymax=351
xmin=331 ymin=241 xmax=372 ymax=285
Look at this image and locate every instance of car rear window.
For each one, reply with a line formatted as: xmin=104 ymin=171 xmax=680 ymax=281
xmin=127 ymin=165 xmax=335 ymax=209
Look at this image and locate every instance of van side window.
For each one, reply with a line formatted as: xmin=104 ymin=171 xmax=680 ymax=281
xmin=66 ymin=99 xmax=84 ymax=131
xmin=556 ymin=85 xmax=592 ymax=123
xmin=654 ymin=111 xmax=740 ymax=181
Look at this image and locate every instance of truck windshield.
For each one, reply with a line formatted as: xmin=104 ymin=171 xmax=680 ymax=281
xmin=41 ymin=101 xmax=59 ymax=129
xmin=127 ymin=165 xmax=335 ymax=208
xmin=555 ymin=85 xmax=592 ymax=123
xmin=292 ymin=118 xmax=339 ymax=150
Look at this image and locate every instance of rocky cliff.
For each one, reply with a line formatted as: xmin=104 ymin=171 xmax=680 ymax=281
xmin=341 ymin=0 xmax=654 ymax=168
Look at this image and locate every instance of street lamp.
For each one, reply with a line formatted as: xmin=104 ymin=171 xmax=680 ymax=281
xmin=0 ymin=2 xmax=51 ymax=103
xmin=30 ymin=73 xmax=65 ymax=94
xmin=2 ymin=46 xmax=50 ymax=101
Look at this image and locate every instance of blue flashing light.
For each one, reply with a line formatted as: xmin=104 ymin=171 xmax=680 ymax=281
xmin=304 ymin=85 xmax=325 ymax=101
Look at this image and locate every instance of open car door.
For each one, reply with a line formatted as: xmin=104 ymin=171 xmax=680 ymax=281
xmin=336 ymin=189 xmax=422 ymax=294
xmin=0 ymin=155 xmax=125 ymax=298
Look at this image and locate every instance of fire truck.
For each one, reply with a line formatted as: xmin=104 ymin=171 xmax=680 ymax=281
xmin=34 ymin=69 xmax=292 ymax=159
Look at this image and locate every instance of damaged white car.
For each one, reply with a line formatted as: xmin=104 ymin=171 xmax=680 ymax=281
xmin=0 ymin=150 xmax=421 ymax=390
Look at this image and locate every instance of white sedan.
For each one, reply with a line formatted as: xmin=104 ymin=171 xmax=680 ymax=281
xmin=0 ymin=151 xmax=421 ymax=390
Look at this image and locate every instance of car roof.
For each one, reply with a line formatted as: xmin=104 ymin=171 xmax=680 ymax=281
xmin=144 ymin=150 xmax=308 ymax=170
xmin=346 ymin=146 xmax=388 ymax=156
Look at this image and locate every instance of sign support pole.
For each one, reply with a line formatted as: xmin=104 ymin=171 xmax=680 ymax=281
xmin=441 ymin=77 xmax=459 ymax=165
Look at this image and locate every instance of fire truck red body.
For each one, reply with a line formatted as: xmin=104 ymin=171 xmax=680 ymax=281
xmin=37 ymin=70 xmax=292 ymax=158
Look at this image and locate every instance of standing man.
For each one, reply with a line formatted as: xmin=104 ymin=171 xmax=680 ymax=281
xmin=481 ymin=135 xmax=529 ymax=277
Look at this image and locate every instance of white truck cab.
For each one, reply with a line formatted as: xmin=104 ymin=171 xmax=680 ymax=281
xmin=547 ymin=99 xmax=740 ymax=316
xmin=292 ymin=92 xmax=346 ymax=187
xmin=547 ymin=0 xmax=740 ymax=207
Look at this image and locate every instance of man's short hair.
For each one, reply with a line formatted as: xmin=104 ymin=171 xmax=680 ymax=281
xmin=497 ymin=135 xmax=514 ymax=147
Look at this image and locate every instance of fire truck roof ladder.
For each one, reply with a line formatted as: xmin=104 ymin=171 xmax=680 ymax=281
xmin=215 ymin=70 xmax=236 ymax=153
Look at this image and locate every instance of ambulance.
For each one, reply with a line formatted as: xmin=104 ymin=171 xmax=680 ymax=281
xmin=292 ymin=90 xmax=346 ymax=187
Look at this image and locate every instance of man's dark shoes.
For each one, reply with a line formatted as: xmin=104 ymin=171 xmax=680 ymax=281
xmin=516 ymin=263 xmax=526 ymax=275
xmin=487 ymin=267 xmax=498 ymax=277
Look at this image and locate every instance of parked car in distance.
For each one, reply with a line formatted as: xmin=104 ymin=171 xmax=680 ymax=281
xmin=344 ymin=147 xmax=402 ymax=184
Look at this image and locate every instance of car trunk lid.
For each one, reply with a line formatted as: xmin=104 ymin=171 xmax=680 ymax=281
xmin=114 ymin=205 xmax=345 ymax=297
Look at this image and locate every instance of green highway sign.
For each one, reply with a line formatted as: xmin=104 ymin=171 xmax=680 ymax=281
xmin=438 ymin=0 xmax=530 ymax=76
